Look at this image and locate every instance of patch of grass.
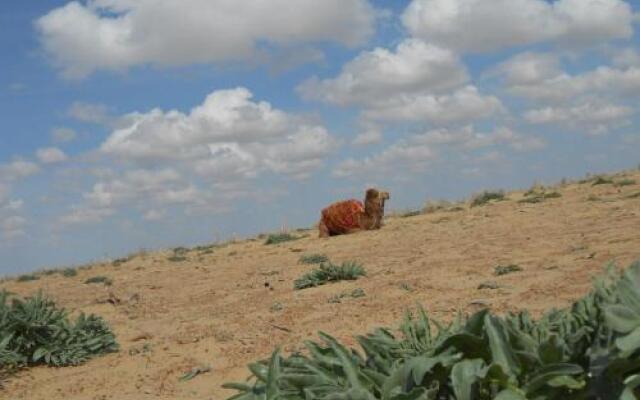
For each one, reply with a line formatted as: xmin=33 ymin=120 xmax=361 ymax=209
xmin=592 ymin=176 xmax=614 ymax=186
xmin=401 ymin=209 xmax=422 ymax=218
xmin=265 ymin=233 xmax=299 ymax=245
xmin=519 ymin=191 xmax=562 ymax=204
xmin=167 ymin=255 xmax=187 ymax=262
xmin=62 ymin=268 xmax=78 ymax=277
xmin=0 ymin=291 xmax=118 ymax=374
xmin=423 ymin=200 xmax=452 ymax=214
xmin=494 ymin=264 xmax=523 ymax=276
xmin=298 ymin=254 xmax=329 ymax=265
xmin=16 ymin=274 xmax=39 ymax=282
xmin=448 ymin=206 xmax=465 ymax=212
xmin=173 ymin=246 xmax=190 ymax=255
xmin=84 ymin=276 xmax=112 ymax=286
xmin=328 ymin=288 xmax=366 ymax=303
xmin=294 ymin=261 xmax=366 ymax=290
xmin=615 ymin=178 xmax=636 ymax=187
xmin=470 ymin=190 xmax=505 ymax=207
xmin=111 ymin=257 xmax=130 ymax=267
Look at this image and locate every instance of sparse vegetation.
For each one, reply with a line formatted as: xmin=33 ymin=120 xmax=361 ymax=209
xmin=587 ymin=194 xmax=601 ymax=202
xmin=627 ymin=191 xmax=640 ymax=199
xmin=0 ymin=291 xmax=117 ymax=377
xmin=112 ymin=257 xmax=130 ymax=267
xmin=519 ymin=191 xmax=562 ymax=204
xmin=494 ymin=264 xmax=523 ymax=276
xmin=62 ymin=268 xmax=78 ymax=277
xmin=294 ymin=261 xmax=365 ymax=290
xmin=470 ymin=190 xmax=505 ymax=207
xmin=264 ymin=232 xmax=299 ymax=245
xmin=226 ymin=261 xmax=640 ymax=400
xmin=16 ymin=274 xmax=39 ymax=282
xmin=167 ymin=255 xmax=187 ymax=262
xmin=84 ymin=276 xmax=112 ymax=285
xmin=592 ymin=176 xmax=614 ymax=186
xmin=401 ymin=209 xmax=423 ymax=217
xmin=328 ymin=288 xmax=366 ymax=303
xmin=615 ymin=178 xmax=636 ymax=187
xmin=298 ymin=253 xmax=329 ymax=265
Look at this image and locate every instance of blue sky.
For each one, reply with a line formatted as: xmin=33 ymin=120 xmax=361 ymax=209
xmin=1 ymin=0 xmax=639 ymax=275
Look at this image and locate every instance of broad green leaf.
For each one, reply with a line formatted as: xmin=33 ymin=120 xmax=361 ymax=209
xmin=450 ymin=359 xmax=485 ymax=400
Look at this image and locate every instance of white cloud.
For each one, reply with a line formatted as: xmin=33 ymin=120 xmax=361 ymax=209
xmin=36 ymin=147 xmax=68 ymax=164
xmin=612 ymin=48 xmax=640 ymax=68
xmin=524 ymin=102 xmax=634 ymax=134
xmin=352 ymin=127 xmax=383 ymax=146
xmin=335 ymin=125 xmax=545 ymax=178
xmin=101 ymin=87 xmax=337 ymax=178
xmin=0 ymin=184 xmax=8 ymax=204
xmin=298 ymin=39 xmax=467 ymax=106
xmin=36 ymin=0 xmax=377 ymax=78
xmin=0 ymin=160 xmax=40 ymax=181
xmin=402 ymin=0 xmax=634 ymax=53
xmin=68 ymin=101 xmax=110 ymax=124
xmin=51 ymin=127 xmax=77 ymax=143
xmin=362 ymin=85 xmax=504 ymax=123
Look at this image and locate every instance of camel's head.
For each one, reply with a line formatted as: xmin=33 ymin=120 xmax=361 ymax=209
xmin=365 ymin=188 xmax=390 ymax=210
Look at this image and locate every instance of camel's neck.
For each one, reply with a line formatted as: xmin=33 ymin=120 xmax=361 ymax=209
xmin=364 ymin=199 xmax=383 ymax=216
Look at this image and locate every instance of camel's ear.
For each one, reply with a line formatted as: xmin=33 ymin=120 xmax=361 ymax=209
xmin=365 ymin=188 xmax=379 ymax=200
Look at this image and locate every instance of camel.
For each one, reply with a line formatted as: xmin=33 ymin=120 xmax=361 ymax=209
xmin=318 ymin=188 xmax=390 ymax=238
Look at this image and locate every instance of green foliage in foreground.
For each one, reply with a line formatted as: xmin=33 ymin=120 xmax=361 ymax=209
xmin=294 ymin=262 xmax=366 ymax=290
xmin=0 ymin=291 xmax=118 ymax=375
xmin=225 ymin=261 xmax=640 ymax=399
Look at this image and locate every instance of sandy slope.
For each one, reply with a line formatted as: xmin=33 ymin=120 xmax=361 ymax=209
xmin=2 ymin=171 xmax=640 ymax=400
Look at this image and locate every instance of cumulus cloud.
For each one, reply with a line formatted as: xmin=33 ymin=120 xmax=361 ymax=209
xmin=36 ymin=147 xmax=68 ymax=164
xmin=402 ymin=0 xmax=635 ymax=53
xmin=298 ymin=39 xmax=467 ymax=105
xmin=36 ymin=0 xmax=377 ymax=78
xmin=335 ymin=126 xmax=545 ymax=178
xmin=362 ymin=85 xmax=504 ymax=123
xmin=1 ymin=215 xmax=26 ymax=239
xmin=101 ymin=87 xmax=337 ymax=178
xmin=524 ymin=102 xmax=634 ymax=134
xmin=0 ymin=160 xmax=40 ymax=181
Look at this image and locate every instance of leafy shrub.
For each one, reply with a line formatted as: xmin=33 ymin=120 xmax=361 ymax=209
xmin=16 ymin=274 xmax=39 ymax=282
xmin=0 ymin=291 xmax=118 ymax=375
xmin=298 ymin=254 xmax=329 ymax=265
xmin=62 ymin=268 xmax=78 ymax=277
xmin=84 ymin=276 xmax=112 ymax=285
xmin=471 ymin=191 xmax=505 ymax=207
xmin=264 ymin=233 xmax=299 ymax=245
xmin=294 ymin=261 xmax=365 ymax=290
xmin=225 ymin=261 xmax=640 ymax=399
xmin=494 ymin=264 xmax=523 ymax=276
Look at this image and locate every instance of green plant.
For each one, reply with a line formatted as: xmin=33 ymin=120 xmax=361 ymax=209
xmin=298 ymin=254 xmax=329 ymax=265
xmin=471 ymin=191 xmax=505 ymax=207
xmin=615 ymin=179 xmax=636 ymax=187
xmin=62 ymin=268 xmax=78 ymax=277
xmin=225 ymin=261 xmax=640 ymax=400
xmin=494 ymin=264 xmax=523 ymax=276
xmin=0 ymin=291 xmax=117 ymax=376
xmin=16 ymin=274 xmax=39 ymax=282
xmin=168 ymin=255 xmax=187 ymax=262
xmin=294 ymin=262 xmax=366 ymax=290
xmin=264 ymin=233 xmax=299 ymax=245
xmin=592 ymin=176 xmax=614 ymax=185
xmin=84 ymin=276 xmax=112 ymax=286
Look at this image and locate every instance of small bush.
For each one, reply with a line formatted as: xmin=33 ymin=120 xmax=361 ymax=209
xmin=265 ymin=233 xmax=299 ymax=245
xmin=0 ymin=291 xmax=118 ymax=374
xmin=470 ymin=190 xmax=505 ymax=207
xmin=112 ymin=257 xmax=130 ymax=267
xmin=592 ymin=176 xmax=614 ymax=185
xmin=494 ymin=264 xmax=523 ymax=276
xmin=62 ymin=268 xmax=78 ymax=277
xmin=84 ymin=276 xmax=112 ymax=286
xmin=615 ymin=178 xmax=636 ymax=187
xmin=299 ymin=254 xmax=329 ymax=265
xmin=294 ymin=262 xmax=365 ymax=290
xmin=16 ymin=274 xmax=39 ymax=282
xmin=167 ymin=255 xmax=187 ymax=262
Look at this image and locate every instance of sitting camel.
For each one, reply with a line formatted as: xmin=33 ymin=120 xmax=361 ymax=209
xmin=318 ymin=188 xmax=390 ymax=238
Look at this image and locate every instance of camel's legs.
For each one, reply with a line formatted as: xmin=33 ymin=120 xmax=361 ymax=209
xmin=318 ymin=220 xmax=330 ymax=238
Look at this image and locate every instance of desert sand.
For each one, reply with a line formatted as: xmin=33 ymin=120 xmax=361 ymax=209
xmin=1 ymin=171 xmax=639 ymax=400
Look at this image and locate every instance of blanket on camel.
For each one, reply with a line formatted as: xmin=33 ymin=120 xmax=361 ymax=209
xmin=320 ymin=199 xmax=364 ymax=235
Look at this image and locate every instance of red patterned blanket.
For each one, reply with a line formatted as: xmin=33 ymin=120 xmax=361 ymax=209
xmin=321 ymin=199 xmax=364 ymax=235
